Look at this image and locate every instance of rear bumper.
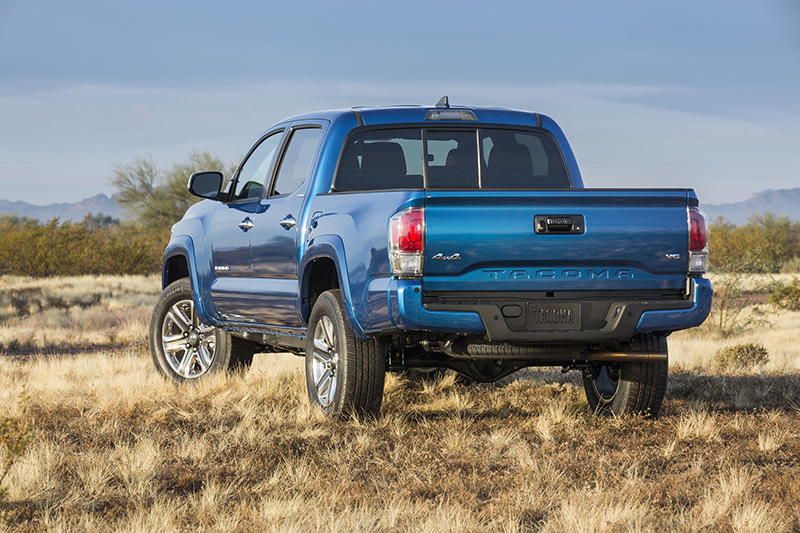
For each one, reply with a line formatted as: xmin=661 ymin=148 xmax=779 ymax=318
xmin=389 ymin=279 xmax=486 ymax=334
xmin=389 ymin=277 xmax=712 ymax=342
xmin=635 ymin=277 xmax=712 ymax=333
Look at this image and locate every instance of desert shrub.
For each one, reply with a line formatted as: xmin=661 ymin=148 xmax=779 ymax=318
xmin=0 ymin=215 xmax=168 ymax=277
xmin=706 ymin=268 xmax=772 ymax=336
xmin=780 ymin=256 xmax=800 ymax=273
xmin=714 ymin=342 xmax=769 ymax=370
xmin=709 ymin=213 xmax=800 ymax=274
xmin=706 ymin=214 xmax=797 ymax=335
xmin=770 ymin=277 xmax=800 ymax=311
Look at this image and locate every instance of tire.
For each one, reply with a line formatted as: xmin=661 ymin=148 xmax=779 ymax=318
xmin=305 ymin=289 xmax=386 ymax=416
xmin=149 ymin=279 xmax=255 ymax=382
xmin=583 ymin=336 xmax=668 ymax=418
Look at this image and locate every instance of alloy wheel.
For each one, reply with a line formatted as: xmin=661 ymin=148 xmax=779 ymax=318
xmin=311 ymin=315 xmax=339 ymax=407
xmin=160 ymin=299 xmax=217 ymax=379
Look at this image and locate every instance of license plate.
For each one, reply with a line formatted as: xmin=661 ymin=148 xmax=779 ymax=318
xmin=526 ymin=303 xmax=582 ymax=330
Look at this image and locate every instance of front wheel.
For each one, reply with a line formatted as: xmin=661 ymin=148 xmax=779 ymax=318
xmin=582 ymin=336 xmax=668 ymax=417
xmin=149 ymin=279 xmax=254 ymax=382
xmin=305 ymin=290 xmax=386 ymax=416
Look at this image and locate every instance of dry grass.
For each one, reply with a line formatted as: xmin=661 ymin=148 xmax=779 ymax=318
xmin=670 ymin=308 xmax=800 ymax=374
xmin=2 ymin=351 xmax=800 ymax=532
xmin=0 ymin=275 xmax=160 ymax=353
xmin=1 ymin=275 xmax=800 ymax=531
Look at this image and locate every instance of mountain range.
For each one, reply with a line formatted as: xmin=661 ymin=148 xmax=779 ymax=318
xmin=0 ymin=194 xmax=125 ymax=222
xmin=701 ymin=187 xmax=800 ymax=226
xmin=1 ymin=187 xmax=799 ymax=227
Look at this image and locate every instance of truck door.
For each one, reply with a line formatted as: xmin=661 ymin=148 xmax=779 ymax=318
xmin=249 ymin=125 xmax=323 ymax=326
xmin=208 ymin=129 xmax=284 ymax=321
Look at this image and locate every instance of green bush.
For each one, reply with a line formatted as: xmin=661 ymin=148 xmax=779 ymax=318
xmin=770 ymin=277 xmax=800 ymax=311
xmin=709 ymin=213 xmax=800 ymax=273
xmin=0 ymin=214 xmax=168 ymax=277
xmin=779 ymin=256 xmax=800 ymax=273
xmin=714 ymin=342 xmax=770 ymax=370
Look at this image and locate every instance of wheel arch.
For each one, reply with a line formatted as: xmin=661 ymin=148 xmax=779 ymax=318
xmin=164 ymin=253 xmax=190 ymax=287
xmin=162 ymin=235 xmax=216 ymax=327
xmin=300 ymin=236 xmax=368 ymax=340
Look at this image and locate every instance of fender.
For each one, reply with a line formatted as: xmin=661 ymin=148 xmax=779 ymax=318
xmin=162 ymin=235 xmax=218 ymax=327
xmin=300 ymin=234 xmax=370 ymax=341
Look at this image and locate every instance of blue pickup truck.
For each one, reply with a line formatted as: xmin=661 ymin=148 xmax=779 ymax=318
xmin=148 ymin=97 xmax=712 ymax=418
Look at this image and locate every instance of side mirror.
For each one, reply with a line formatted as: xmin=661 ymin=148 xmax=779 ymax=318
xmin=188 ymin=171 xmax=223 ymax=200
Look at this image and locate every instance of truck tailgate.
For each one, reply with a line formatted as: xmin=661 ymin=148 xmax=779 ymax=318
xmin=422 ymin=189 xmax=693 ymax=293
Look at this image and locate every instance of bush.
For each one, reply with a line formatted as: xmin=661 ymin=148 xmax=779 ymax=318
xmin=709 ymin=213 xmax=800 ymax=273
xmin=770 ymin=277 xmax=800 ymax=311
xmin=0 ymin=214 xmax=168 ymax=277
xmin=780 ymin=256 xmax=800 ymax=274
xmin=714 ymin=343 xmax=770 ymax=370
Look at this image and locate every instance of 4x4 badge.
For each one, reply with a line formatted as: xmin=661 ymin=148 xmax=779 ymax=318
xmin=432 ymin=253 xmax=461 ymax=261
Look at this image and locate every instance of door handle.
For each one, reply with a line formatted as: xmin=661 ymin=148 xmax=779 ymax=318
xmin=279 ymin=215 xmax=297 ymax=229
xmin=238 ymin=217 xmax=254 ymax=232
xmin=534 ymin=215 xmax=585 ymax=235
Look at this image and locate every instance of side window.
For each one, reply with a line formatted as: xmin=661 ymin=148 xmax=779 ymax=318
xmin=271 ymin=127 xmax=322 ymax=196
xmin=232 ymin=131 xmax=283 ymax=201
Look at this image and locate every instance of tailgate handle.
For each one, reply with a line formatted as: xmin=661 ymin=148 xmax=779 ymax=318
xmin=535 ymin=215 xmax=585 ymax=234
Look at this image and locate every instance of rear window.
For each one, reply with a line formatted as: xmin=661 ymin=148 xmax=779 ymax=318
xmin=333 ymin=127 xmax=570 ymax=191
xmin=334 ymin=129 xmax=424 ymax=191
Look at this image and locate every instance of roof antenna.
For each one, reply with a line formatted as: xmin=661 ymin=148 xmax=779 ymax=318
xmin=435 ymin=96 xmax=450 ymax=108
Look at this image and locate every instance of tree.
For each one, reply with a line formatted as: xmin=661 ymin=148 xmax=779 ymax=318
xmin=81 ymin=212 xmax=120 ymax=230
xmin=111 ymin=150 xmax=237 ymax=230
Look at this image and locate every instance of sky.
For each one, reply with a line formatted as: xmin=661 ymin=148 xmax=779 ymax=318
xmin=1 ymin=0 xmax=799 ymax=207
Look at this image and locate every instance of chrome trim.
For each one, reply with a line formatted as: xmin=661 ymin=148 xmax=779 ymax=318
xmin=238 ymin=217 xmax=254 ymax=231
xmin=432 ymin=253 xmax=461 ymax=261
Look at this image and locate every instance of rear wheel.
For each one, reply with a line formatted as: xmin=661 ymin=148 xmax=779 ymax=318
xmin=305 ymin=290 xmax=386 ymax=416
xmin=582 ymin=336 xmax=668 ymax=417
xmin=149 ymin=279 xmax=254 ymax=382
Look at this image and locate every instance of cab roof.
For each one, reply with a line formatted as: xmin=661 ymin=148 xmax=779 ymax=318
xmin=278 ymin=97 xmax=546 ymax=129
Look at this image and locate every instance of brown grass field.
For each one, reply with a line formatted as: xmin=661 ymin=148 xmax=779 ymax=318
xmin=2 ymin=274 xmax=800 ymax=532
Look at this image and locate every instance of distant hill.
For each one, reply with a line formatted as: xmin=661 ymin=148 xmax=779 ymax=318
xmin=702 ymin=187 xmax=800 ymax=226
xmin=0 ymin=194 xmax=125 ymax=223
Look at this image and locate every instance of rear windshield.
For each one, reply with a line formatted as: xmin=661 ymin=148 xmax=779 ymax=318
xmin=333 ymin=127 xmax=570 ymax=192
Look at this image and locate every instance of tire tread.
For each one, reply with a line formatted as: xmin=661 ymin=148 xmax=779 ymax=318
xmin=583 ymin=334 xmax=668 ymax=418
xmin=307 ymin=290 xmax=386 ymax=417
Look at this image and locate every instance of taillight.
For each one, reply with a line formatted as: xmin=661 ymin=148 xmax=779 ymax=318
xmin=688 ymin=206 xmax=708 ymax=273
xmin=689 ymin=208 xmax=707 ymax=251
xmin=389 ymin=207 xmax=424 ymax=277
